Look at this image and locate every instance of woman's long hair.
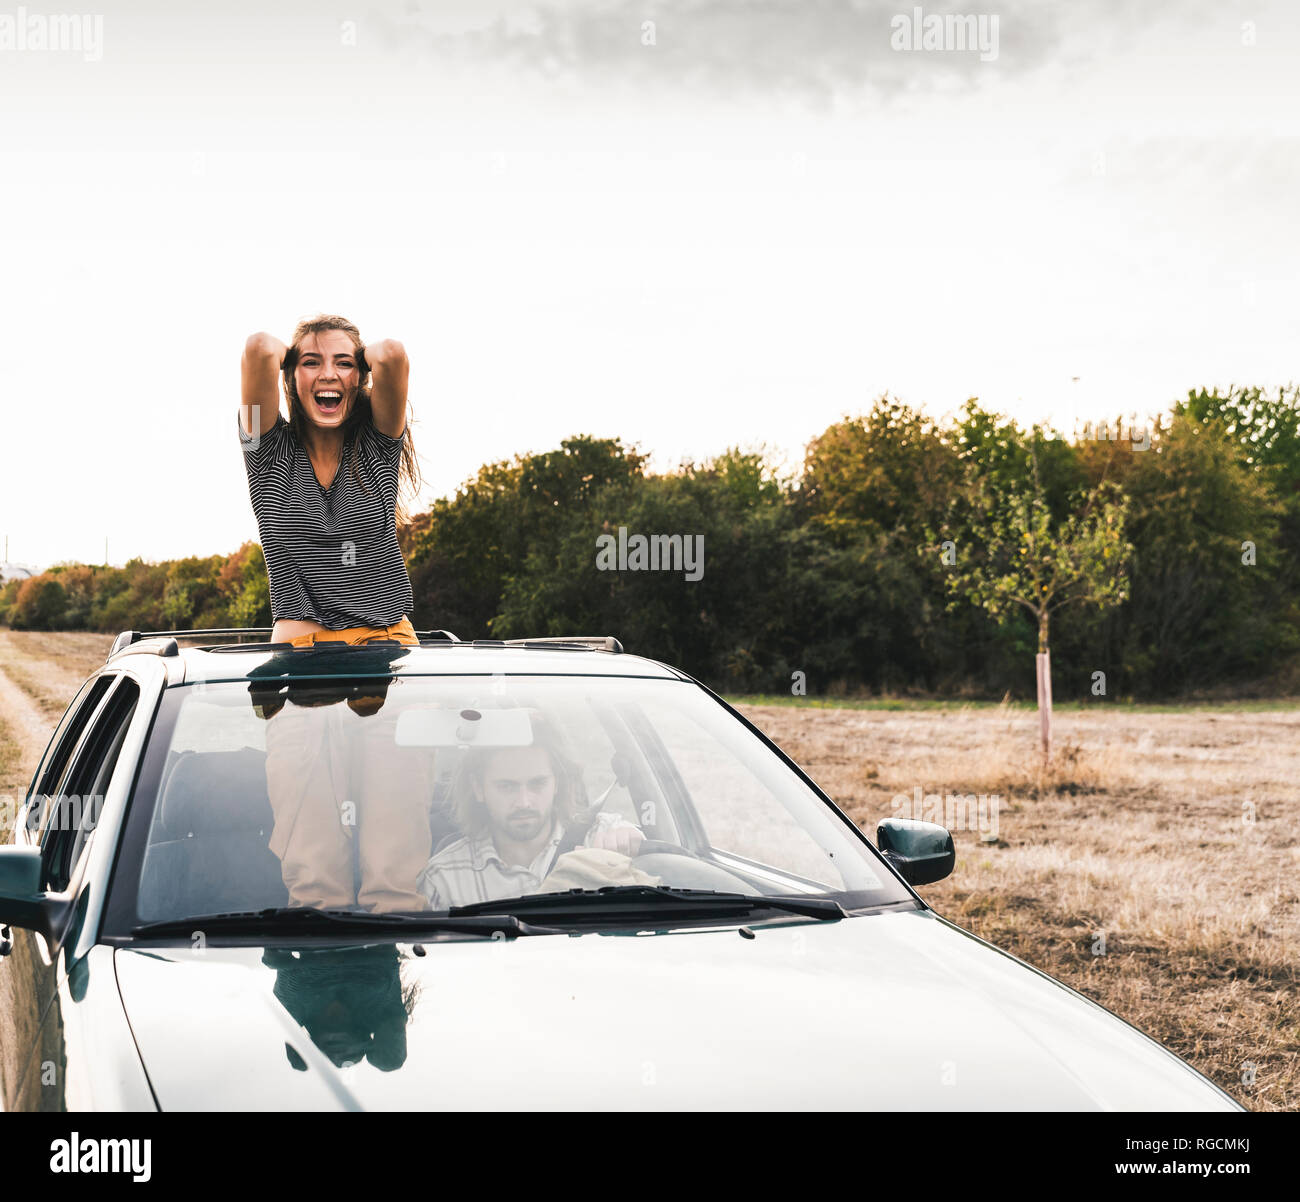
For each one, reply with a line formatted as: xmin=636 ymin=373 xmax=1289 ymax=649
xmin=281 ymin=314 xmax=422 ymax=525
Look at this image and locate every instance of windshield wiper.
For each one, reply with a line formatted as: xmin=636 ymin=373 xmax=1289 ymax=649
xmin=130 ymin=906 xmax=553 ymax=940
xmin=449 ymin=886 xmax=847 ymax=925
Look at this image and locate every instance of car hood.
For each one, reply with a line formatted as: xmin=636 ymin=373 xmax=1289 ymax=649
xmin=114 ymin=908 xmax=1240 ymax=1110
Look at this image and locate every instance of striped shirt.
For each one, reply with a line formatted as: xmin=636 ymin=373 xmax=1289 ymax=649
xmin=418 ymin=812 xmax=637 ymax=910
xmin=238 ymin=411 xmax=414 ymax=627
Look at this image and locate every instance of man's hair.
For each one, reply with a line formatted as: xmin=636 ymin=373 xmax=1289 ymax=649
xmin=450 ymin=711 xmax=588 ymax=840
xmin=281 ymin=313 xmax=421 ymax=523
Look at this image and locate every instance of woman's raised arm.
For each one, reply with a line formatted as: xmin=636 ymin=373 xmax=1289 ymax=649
xmin=240 ymin=331 xmax=287 ymax=438
xmin=364 ymin=339 xmax=410 ymax=439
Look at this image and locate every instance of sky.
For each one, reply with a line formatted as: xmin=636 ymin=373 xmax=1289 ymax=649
xmin=1 ymin=0 xmax=1298 ymax=568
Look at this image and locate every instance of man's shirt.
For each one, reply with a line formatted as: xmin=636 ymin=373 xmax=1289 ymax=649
xmin=418 ymin=812 xmax=638 ymax=910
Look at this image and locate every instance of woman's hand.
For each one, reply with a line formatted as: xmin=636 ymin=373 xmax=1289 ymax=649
xmin=360 ymin=338 xmax=403 ymax=372
xmin=240 ymin=332 xmax=288 ymax=439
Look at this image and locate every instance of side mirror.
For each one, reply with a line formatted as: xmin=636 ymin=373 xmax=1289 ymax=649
xmin=876 ymin=818 xmax=955 ymax=886
xmin=0 ymin=846 xmax=73 ymax=943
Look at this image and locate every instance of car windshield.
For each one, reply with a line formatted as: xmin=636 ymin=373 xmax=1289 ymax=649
xmin=109 ymin=673 xmax=912 ymax=933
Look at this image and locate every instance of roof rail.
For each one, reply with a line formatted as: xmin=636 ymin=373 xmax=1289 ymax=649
xmin=108 ymin=635 xmax=180 ymax=659
xmin=501 ymin=636 xmax=624 ymax=654
xmin=109 ymin=627 xmax=273 ymax=659
xmin=108 ymin=626 xmax=464 ymax=661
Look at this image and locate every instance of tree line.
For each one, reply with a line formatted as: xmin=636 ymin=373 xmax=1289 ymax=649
xmin=5 ymin=385 xmax=1297 ymax=700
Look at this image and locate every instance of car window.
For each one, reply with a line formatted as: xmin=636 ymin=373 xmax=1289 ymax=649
xmin=41 ymin=676 xmax=140 ymax=892
xmin=22 ymin=674 xmax=114 ymax=845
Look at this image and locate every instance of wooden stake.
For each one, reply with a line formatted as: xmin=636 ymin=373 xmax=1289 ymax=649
xmin=1036 ymin=649 xmax=1053 ymax=763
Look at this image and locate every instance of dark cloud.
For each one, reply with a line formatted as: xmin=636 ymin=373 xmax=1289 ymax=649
xmin=364 ymin=0 xmax=1216 ymax=108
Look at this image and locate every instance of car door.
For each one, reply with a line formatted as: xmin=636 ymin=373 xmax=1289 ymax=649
xmin=0 ymin=671 xmax=137 ymax=1109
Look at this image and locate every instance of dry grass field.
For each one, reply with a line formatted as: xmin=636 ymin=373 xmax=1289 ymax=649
xmin=0 ymin=630 xmax=1295 ymax=1110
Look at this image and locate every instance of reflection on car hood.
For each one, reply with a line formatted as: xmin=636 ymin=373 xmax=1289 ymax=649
xmin=114 ymin=909 xmax=1240 ymax=1111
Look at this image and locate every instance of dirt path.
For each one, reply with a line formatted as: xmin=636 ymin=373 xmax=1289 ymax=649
xmin=0 ymin=654 xmax=57 ymax=790
xmin=0 ymin=629 xmax=95 ymax=796
xmin=0 ymin=629 xmax=116 ymax=807
xmin=0 ymin=631 xmax=105 ymax=724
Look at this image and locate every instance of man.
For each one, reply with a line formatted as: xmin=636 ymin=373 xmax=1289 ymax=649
xmin=417 ymin=740 xmax=646 ymax=910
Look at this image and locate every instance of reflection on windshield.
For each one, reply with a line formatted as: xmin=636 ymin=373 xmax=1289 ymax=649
xmin=264 ymin=946 xmax=413 ymax=1070
xmin=416 ymin=714 xmax=663 ymax=909
xmin=130 ymin=675 xmax=905 ymax=928
xmin=247 ymin=648 xmax=431 ymax=913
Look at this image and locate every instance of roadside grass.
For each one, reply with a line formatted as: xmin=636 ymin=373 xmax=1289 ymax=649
xmin=0 ymin=712 xmax=22 ymax=796
xmin=0 ymin=711 xmax=28 ymax=851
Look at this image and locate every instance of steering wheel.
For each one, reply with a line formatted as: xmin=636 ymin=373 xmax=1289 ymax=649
xmin=632 ymin=842 xmax=759 ymax=894
xmin=634 ymin=839 xmax=701 ymax=858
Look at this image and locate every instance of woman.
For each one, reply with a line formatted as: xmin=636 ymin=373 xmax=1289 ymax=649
xmin=238 ymin=315 xmax=433 ymax=912
xmin=239 ymin=316 xmax=420 ymax=644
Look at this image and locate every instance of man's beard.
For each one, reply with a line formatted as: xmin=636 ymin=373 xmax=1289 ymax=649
xmin=503 ymin=808 xmax=550 ymax=842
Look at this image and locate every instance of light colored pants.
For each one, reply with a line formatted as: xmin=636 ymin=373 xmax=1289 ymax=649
xmin=264 ymin=619 xmax=434 ymax=912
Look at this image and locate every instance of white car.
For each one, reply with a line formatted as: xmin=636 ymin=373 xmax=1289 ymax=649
xmin=0 ymin=629 xmax=1242 ymax=1110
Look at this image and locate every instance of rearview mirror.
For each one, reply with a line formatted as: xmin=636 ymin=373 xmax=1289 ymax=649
xmin=395 ymin=707 xmax=536 ymax=749
xmin=876 ymin=818 xmax=955 ymax=886
xmin=0 ymin=846 xmax=73 ymax=943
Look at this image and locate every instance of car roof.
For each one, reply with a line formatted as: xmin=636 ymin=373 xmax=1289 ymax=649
xmin=108 ymin=639 xmax=689 ymax=686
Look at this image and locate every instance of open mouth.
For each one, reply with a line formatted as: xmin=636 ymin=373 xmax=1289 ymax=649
xmin=315 ymin=390 xmax=343 ymax=414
